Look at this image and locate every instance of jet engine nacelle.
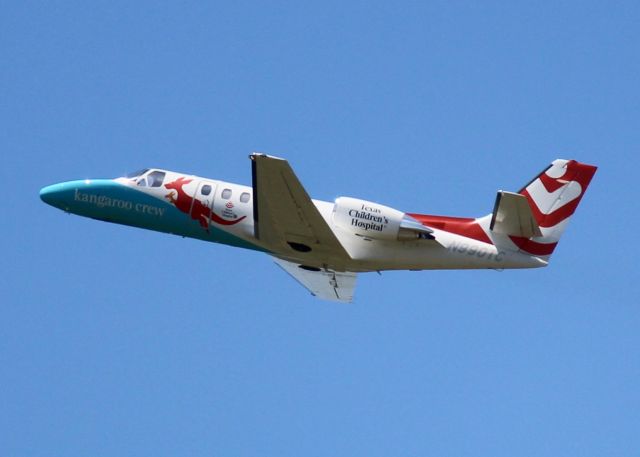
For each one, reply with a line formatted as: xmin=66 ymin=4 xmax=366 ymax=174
xmin=332 ymin=197 xmax=434 ymax=241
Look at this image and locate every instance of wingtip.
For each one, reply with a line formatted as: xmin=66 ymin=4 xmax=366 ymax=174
xmin=250 ymin=152 xmax=286 ymax=161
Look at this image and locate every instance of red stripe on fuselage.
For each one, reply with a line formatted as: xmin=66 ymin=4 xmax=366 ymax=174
xmin=408 ymin=214 xmax=493 ymax=244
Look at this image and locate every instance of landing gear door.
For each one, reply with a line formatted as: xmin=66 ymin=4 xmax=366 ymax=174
xmin=192 ymin=180 xmax=218 ymax=224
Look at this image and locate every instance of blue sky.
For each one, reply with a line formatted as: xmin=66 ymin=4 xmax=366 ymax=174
xmin=2 ymin=1 xmax=639 ymax=455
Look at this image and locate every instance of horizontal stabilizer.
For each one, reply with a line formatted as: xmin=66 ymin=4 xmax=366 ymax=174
xmin=490 ymin=191 xmax=542 ymax=238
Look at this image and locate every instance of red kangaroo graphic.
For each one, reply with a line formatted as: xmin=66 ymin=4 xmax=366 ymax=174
xmin=164 ymin=177 xmax=246 ymax=230
xmin=164 ymin=177 xmax=194 ymax=212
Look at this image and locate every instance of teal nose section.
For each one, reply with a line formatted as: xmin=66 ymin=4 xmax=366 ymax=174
xmin=40 ymin=181 xmax=79 ymax=210
xmin=40 ymin=179 xmax=116 ymax=212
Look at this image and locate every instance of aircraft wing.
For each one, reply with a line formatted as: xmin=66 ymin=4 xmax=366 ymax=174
xmin=250 ymin=153 xmax=351 ymax=268
xmin=273 ymin=258 xmax=357 ymax=303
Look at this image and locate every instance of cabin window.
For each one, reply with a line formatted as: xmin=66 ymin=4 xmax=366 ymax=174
xmin=147 ymin=171 xmax=166 ymax=188
xmin=221 ymin=188 xmax=232 ymax=199
xmin=137 ymin=177 xmax=147 ymax=187
xmin=240 ymin=192 xmax=250 ymax=203
xmin=201 ymin=185 xmax=212 ymax=196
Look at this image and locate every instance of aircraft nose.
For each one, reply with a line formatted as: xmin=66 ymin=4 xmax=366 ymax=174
xmin=40 ymin=179 xmax=120 ymax=215
xmin=40 ymin=183 xmax=62 ymax=205
xmin=39 ymin=181 xmax=78 ymax=210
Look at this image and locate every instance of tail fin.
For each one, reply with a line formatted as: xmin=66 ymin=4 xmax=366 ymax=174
xmin=505 ymin=159 xmax=597 ymax=257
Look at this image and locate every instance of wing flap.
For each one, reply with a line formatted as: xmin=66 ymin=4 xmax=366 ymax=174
xmin=490 ymin=191 xmax=542 ymax=238
xmin=274 ymin=258 xmax=357 ymax=303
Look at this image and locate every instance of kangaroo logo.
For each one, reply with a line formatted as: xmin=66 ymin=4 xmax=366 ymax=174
xmin=164 ymin=177 xmax=246 ymax=230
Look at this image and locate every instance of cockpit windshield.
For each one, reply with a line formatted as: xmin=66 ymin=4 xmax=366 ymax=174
xmin=125 ymin=168 xmax=149 ymax=179
xmin=146 ymin=170 xmax=166 ymax=187
xmin=125 ymin=169 xmax=166 ymax=187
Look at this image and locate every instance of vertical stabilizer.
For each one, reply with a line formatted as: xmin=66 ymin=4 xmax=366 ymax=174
xmin=508 ymin=159 xmax=597 ymax=257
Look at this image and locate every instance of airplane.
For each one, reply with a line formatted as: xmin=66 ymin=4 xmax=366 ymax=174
xmin=40 ymin=154 xmax=597 ymax=302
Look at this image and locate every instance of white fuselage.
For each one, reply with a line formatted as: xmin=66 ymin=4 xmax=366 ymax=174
xmin=114 ymin=171 xmax=545 ymax=273
xmin=42 ymin=170 xmax=546 ymax=274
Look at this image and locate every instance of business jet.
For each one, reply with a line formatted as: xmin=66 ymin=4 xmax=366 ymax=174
xmin=40 ymin=154 xmax=597 ymax=302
